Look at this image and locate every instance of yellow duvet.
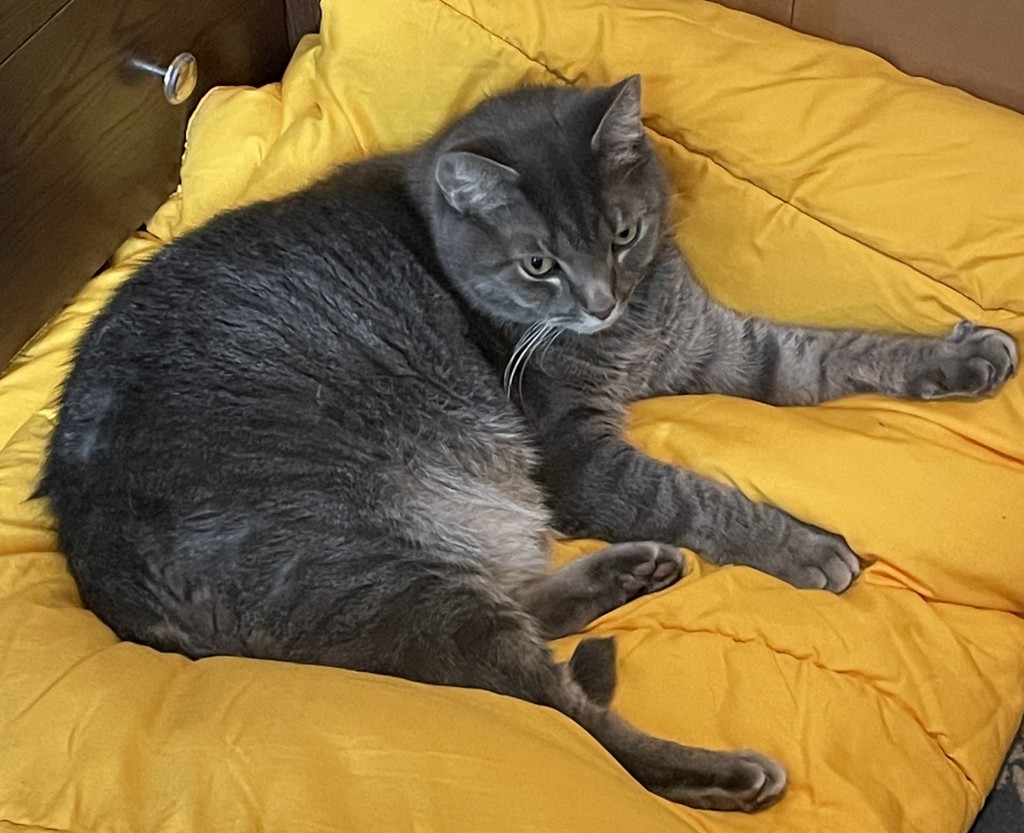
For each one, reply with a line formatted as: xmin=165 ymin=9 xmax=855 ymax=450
xmin=2 ymin=1 xmax=1023 ymax=831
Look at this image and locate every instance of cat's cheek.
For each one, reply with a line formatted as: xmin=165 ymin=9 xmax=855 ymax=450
xmin=612 ymin=263 xmax=648 ymax=299
xmin=513 ymin=278 xmax=565 ymax=317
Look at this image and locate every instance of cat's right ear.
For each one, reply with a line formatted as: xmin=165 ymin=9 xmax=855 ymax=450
xmin=435 ymin=152 xmax=520 ymax=215
xmin=591 ymin=75 xmax=645 ymax=166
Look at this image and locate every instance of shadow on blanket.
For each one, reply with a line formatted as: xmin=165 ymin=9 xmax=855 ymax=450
xmin=972 ymin=719 xmax=1024 ymax=832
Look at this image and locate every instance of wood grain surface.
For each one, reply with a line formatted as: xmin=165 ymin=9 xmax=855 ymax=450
xmin=713 ymin=0 xmax=792 ymax=26
xmin=286 ymin=0 xmax=323 ymax=50
xmin=0 ymin=0 xmax=72 ymax=64
xmin=792 ymin=0 xmax=1024 ymax=114
xmin=0 ymin=0 xmax=290 ymax=369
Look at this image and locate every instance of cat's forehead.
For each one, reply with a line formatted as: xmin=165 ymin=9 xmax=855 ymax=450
xmin=505 ymin=105 xmax=622 ymax=238
xmin=515 ymin=148 xmax=607 ymax=240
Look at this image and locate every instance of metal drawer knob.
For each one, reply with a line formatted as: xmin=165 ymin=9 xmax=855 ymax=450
xmin=131 ymin=52 xmax=199 ymax=105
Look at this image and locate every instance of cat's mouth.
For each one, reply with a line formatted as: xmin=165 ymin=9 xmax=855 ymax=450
xmin=569 ymin=305 xmax=624 ymax=335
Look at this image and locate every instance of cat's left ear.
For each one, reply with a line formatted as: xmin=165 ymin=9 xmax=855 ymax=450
xmin=591 ymin=75 xmax=645 ymax=166
xmin=435 ymin=151 xmax=521 ymax=215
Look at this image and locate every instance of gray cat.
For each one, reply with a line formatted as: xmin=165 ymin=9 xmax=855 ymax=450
xmin=39 ymin=76 xmax=1017 ymax=812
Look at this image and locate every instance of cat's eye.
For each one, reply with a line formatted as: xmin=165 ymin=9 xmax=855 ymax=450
xmin=520 ymin=255 xmax=557 ymax=278
xmin=613 ymin=222 xmax=640 ymax=248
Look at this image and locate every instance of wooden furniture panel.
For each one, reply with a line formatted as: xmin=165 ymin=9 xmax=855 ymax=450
xmin=0 ymin=0 xmax=291 ymax=369
xmin=286 ymin=0 xmax=323 ymax=51
xmin=712 ymin=0 xmax=792 ymax=26
xmin=792 ymin=0 xmax=1024 ymax=114
xmin=0 ymin=0 xmax=71 ymax=64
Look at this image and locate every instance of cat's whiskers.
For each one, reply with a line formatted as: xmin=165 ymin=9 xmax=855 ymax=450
xmin=504 ymin=322 xmax=547 ymax=398
xmin=517 ymin=323 xmax=564 ymax=402
xmin=538 ymin=321 xmax=567 ymax=367
xmin=504 ymin=320 xmax=558 ymax=402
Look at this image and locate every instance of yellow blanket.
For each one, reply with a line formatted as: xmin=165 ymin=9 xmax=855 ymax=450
xmin=2 ymin=1 xmax=1023 ymax=831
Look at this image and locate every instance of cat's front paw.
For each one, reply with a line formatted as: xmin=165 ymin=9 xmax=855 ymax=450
xmin=908 ymin=321 xmax=1018 ymax=400
xmin=765 ymin=521 xmax=861 ymax=593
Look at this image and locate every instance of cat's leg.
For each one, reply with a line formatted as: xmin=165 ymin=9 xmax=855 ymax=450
xmin=560 ymin=667 xmax=787 ymax=811
xmin=539 ymin=414 xmax=859 ymax=592
xmin=649 ymin=260 xmax=1019 ymax=406
xmin=305 ymin=569 xmax=785 ymax=812
xmin=513 ymin=541 xmax=684 ymax=639
xmin=537 ymin=259 xmax=1017 ymax=590
xmin=701 ymin=315 xmax=1017 ymax=406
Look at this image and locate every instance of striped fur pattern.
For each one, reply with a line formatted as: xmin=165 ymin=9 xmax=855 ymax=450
xmin=38 ymin=77 xmax=1016 ymax=811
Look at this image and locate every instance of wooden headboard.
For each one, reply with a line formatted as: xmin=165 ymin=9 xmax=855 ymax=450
xmin=0 ymin=0 xmax=322 ymax=370
xmin=714 ymin=0 xmax=1024 ymax=115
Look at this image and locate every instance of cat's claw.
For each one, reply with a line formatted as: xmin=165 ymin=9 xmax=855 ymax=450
xmin=910 ymin=321 xmax=1018 ymax=400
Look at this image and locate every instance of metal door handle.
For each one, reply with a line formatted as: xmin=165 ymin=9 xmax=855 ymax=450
xmin=130 ymin=53 xmax=198 ymax=105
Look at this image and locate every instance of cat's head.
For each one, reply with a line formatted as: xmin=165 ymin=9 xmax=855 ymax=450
xmin=421 ymin=76 xmax=669 ymax=335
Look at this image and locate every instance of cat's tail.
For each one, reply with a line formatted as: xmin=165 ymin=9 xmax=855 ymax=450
xmin=566 ymin=637 xmax=617 ymax=707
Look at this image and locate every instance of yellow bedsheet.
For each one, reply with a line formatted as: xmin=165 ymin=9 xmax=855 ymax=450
xmin=2 ymin=1 xmax=1024 ymax=831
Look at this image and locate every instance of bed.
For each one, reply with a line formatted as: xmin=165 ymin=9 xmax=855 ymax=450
xmin=2 ymin=1 xmax=1023 ymax=831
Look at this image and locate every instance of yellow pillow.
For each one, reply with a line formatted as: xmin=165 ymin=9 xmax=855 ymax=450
xmin=2 ymin=1 xmax=1023 ymax=831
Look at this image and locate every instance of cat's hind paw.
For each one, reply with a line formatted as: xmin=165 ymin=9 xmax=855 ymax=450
xmin=583 ymin=540 xmax=685 ymax=602
xmin=656 ymin=750 xmax=788 ymax=812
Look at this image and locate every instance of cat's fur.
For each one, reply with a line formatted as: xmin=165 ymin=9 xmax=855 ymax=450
xmin=39 ymin=77 xmax=1017 ymax=811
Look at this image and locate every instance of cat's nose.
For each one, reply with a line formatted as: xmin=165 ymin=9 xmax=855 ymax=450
xmin=575 ymin=278 xmax=616 ymax=321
